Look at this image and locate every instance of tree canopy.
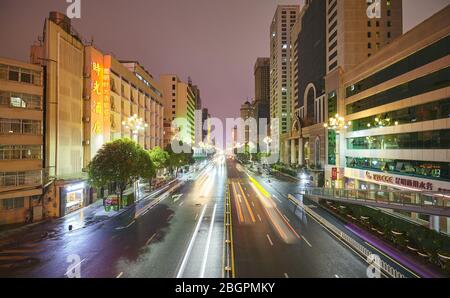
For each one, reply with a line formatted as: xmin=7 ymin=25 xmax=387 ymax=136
xmin=148 ymin=146 xmax=170 ymax=170
xmin=88 ymin=138 xmax=155 ymax=202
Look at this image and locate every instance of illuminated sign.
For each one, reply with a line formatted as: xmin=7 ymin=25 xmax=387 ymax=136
xmin=66 ymin=182 xmax=85 ymax=192
xmin=365 ymin=171 xmax=433 ymax=191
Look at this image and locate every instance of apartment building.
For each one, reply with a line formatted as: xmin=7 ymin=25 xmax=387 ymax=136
xmin=160 ymin=75 xmax=196 ymax=148
xmin=270 ymin=5 xmax=300 ymax=157
xmin=0 ymin=57 xmax=45 ymax=225
xmin=341 ymin=6 xmax=450 ymax=233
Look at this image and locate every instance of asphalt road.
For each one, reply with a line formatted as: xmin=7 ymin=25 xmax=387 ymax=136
xmin=0 ymin=157 xmax=226 ymax=278
xmin=227 ymin=159 xmax=368 ymax=278
xmin=0 ymin=156 xmax=400 ymax=278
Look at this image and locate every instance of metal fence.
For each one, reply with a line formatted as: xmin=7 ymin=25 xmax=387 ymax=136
xmin=301 ymin=187 xmax=450 ymax=210
xmin=288 ymin=194 xmax=407 ymax=278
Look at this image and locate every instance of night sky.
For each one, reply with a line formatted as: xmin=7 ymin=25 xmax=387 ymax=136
xmin=1 ymin=0 xmax=449 ymax=121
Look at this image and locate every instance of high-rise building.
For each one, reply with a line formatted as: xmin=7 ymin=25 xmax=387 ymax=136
xmin=270 ymin=5 xmax=300 ymax=154
xmin=326 ymin=0 xmax=403 ymax=74
xmin=253 ymin=58 xmax=270 ymax=150
xmin=254 ymin=58 xmax=270 ymax=104
xmin=324 ymin=0 xmax=403 ymax=187
xmin=339 ymin=6 xmax=450 ymax=233
xmin=30 ymin=12 xmax=87 ymax=217
xmin=0 ymin=57 xmax=45 ymax=225
xmin=160 ymin=75 xmax=196 ymax=148
xmin=282 ymin=0 xmax=327 ymax=176
xmin=240 ymin=100 xmax=255 ymax=146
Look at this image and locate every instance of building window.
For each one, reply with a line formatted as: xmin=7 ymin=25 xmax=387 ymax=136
xmin=346 ymin=157 xmax=450 ymax=182
xmin=347 ymin=129 xmax=450 ymax=151
xmin=347 ymin=66 xmax=450 ymax=114
xmin=1 ymin=197 xmax=25 ymax=210
xmin=350 ymin=98 xmax=450 ymax=132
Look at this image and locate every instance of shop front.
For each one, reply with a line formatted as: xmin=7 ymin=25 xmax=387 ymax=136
xmin=59 ymin=181 xmax=89 ymax=216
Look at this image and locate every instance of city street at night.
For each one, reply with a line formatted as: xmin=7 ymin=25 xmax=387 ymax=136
xmin=0 ymin=0 xmax=450 ymax=293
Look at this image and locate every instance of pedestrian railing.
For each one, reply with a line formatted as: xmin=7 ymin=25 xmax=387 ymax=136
xmin=298 ymin=188 xmax=450 ymax=217
xmin=288 ymin=194 xmax=407 ymax=278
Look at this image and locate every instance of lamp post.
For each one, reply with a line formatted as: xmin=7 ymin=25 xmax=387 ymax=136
xmin=121 ymin=114 xmax=148 ymax=201
xmin=122 ymin=114 xmax=148 ymax=143
xmin=324 ymin=114 xmax=351 ymax=189
xmin=248 ymin=141 xmax=255 ymax=163
xmin=263 ymin=136 xmax=272 ymax=155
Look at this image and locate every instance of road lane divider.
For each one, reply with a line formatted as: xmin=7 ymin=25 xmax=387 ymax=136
xmin=224 ymin=183 xmax=235 ymax=278
xmin=177 ymin=204 xmax=208 ymax=278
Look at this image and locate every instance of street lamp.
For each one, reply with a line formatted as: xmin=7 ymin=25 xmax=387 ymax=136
xmin=323 ymin=114 xmax=352 ymax=133
xmin=122 ymin=114 xmax=148 ymax=143
xmin=122 ymin=114 xmax=148 ymax=201
xmin=263 ymin=136 xmax=272 ymax=155
xmin=324 ymin=114 xmax=351 ymax=189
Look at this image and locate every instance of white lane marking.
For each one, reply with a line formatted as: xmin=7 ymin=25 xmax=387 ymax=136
xmin=335 ymin=274 xmax=340 ymax=278
xmin=173 ymin=194 xmax=183 ymax=202
xmin=116 ymin=272 xmax=123 ymax=278
xmin=64 ymin=258 xmax=86 ymax=276
xmin=146 ymin=233 xmax=157 ymax=246
xmin=200 ymin=203 xmax=217 ymax=278
xmin=302 ymin=236 xmax=313 ymax=248
xmin=257 ymin=214 xmax=262 ymax=222
xmin=266 ymin=234 xmax=274 ymax=246
xmin=179 ymin=201 xmax=184 ymax=207
xmin=284 ymin=273 xmax=289 ymax=278
xmin=272 ymin=195 xmax=282 ymax=203
xmin=177 ymin=204 xmax=208 ymax=278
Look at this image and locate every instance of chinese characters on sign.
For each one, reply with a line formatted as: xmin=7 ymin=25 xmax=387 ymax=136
xmin=91 ymin=60 xmax=104 ymax=135
xmin=365 ymin=171 xmax=433 ymax=191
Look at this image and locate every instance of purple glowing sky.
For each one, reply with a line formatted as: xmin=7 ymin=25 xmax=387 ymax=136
xmin=0 ymin=0 xmax=449 ymax=121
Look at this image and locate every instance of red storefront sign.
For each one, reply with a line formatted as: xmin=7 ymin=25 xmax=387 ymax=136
xmin=332 ymin=168 xmax=338 ymax=181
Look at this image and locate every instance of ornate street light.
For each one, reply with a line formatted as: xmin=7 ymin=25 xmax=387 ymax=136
xmin=122 ymin=114 xmax=148 ymax=142
xmin=263 ymin=136 xmax=272 ymax=155
xmin=324 ymin=114 xmax=352 ymax=133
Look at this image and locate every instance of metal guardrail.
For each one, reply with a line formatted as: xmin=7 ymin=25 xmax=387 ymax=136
xmin=288 ymin=194 xmax=407 ymax=278
xmin=298 ymin=188 xmax=450 ymax=217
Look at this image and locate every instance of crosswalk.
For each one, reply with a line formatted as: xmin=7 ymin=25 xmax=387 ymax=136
xmin=0 ymin=243 xmax=43 ymax=270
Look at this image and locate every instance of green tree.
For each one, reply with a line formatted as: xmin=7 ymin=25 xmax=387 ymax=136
xmin=88 ymin=138 xmax=154 ymax=208
xmin=149 ymin=146 xmax=170 ymax=171
xmin=165 ymin=143 xmax=194 ymax=176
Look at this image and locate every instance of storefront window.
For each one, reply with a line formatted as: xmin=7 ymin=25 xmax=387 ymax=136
xmin=349 ymin=98 xmax=450 ymax=132
xmin=346 ymin=157 xmax=450 ymax=182
xmin=347 ymin=129 xmax=450 ymax=150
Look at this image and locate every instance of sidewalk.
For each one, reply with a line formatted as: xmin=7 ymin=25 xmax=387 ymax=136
xmin=0 ymin=178 xmax=178 ymax=246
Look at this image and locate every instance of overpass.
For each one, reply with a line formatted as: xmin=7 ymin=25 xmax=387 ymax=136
xmin=297 ymin=188 xmax=450 ymax=217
